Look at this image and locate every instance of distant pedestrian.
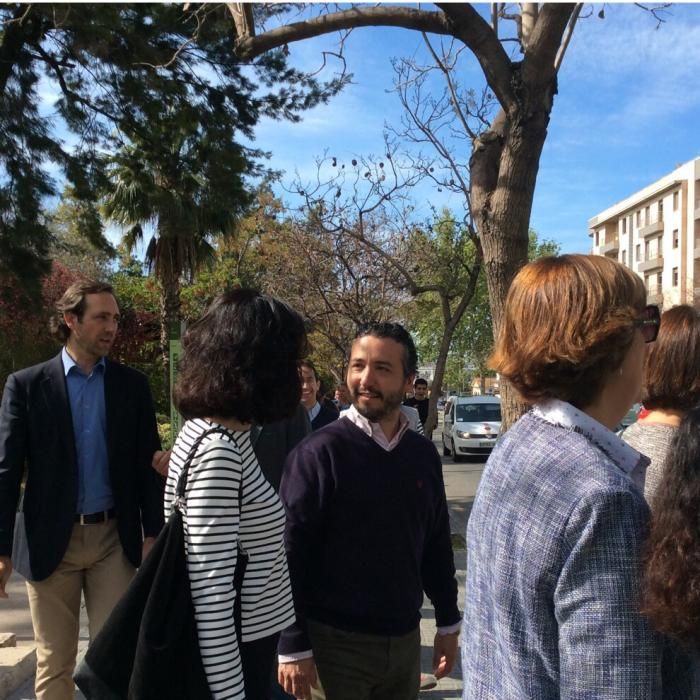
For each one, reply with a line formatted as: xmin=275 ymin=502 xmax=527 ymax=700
xmin=279 ymin=322 xmax=460 ymax=700
xmin=333 ymin=384 xmax=351 ymax=411
xmin=403 ymin=377 xmax=429 ymax=426
xmin=463 ymin=254 xmax=665 ymax=698
xmin=300 ymin=360 xmax=338 ymax=431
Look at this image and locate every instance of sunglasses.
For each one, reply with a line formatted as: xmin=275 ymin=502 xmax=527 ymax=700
xmin=633 ymin=304 xmax=660 ymax=343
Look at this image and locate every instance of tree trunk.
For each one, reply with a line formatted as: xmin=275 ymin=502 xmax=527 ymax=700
xmin=471 ymin=93 xmax=554 ymax=430
xmin=425 ymin=327 xmax=453 ymax=437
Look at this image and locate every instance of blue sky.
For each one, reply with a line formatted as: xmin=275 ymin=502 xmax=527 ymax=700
xmin=247 ymin=3 xmax=700 ymax=254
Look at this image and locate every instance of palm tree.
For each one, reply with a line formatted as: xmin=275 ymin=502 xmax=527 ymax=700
xmin=103 ymin=121 xmax=251 ymax=368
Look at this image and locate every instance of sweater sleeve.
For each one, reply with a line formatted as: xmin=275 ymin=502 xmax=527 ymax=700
xmin=278 ymin=443 xmax=328 ymax=655
xmin=555 ymin=488 xmax=662 ymax=698
xmin=421 ymin=450 xmax=461 ymax=628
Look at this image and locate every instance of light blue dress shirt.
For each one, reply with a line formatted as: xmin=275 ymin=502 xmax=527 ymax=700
xmin=62 ymin=348 xmax=114 ymax=514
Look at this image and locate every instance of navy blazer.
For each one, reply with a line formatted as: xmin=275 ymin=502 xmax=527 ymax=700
xmin=0 ymin=352 xmax=164 ymax=580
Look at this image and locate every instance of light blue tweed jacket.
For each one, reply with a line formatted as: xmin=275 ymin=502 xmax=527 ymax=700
xmin=462 ymin=408 xmax=689 ymax=699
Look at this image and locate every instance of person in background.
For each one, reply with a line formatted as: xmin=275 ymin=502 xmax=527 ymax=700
xmin=404 ymin=377 xmax=429 ymax=427
xmin=333 ymin=384 xmax=351 ymax=411
xmin=462 ymin=254 xmax=665 ymax=698
xmin=642 ymin=406 xmax=700 ymax=696
xmin=0 ymin=279 xmax=163 ymax=700
xmin=300 ymin=360 xmax=338 ymax=431
xmin=622 ymin=305 xmax=700 ymax=506
xmin=279 ymin=322 xmax=460 ymax=700
xmin=164 ymin=289 xmax=306 ymax=699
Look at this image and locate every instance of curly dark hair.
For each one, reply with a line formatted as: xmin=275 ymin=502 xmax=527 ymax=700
xmin=642 ymin=405 xmax=700 ymax=649
xmin=355 ymin=322 xmax=417 ymax=377
xmin=173 ymin=289 xmax=307 ymax=424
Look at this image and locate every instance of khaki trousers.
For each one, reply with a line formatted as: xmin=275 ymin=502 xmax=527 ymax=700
xmin=308 ymin=620 xmax=421 ymax=700
xmin=26 ymin=519 xmax=136 ymax=700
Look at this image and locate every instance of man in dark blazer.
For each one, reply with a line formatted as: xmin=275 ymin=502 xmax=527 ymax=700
xmin=0 ymin=279 xmax=164 ymax=700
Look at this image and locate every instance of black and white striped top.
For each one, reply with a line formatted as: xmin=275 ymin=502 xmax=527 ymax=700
xmin=164 ymin=418 xmax=295 ymax=700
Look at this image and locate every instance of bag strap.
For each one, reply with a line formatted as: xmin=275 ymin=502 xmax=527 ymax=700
xmin=175 ymin=426 xmax=240 ymax=500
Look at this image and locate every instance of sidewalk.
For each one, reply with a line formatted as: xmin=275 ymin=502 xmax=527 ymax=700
xmin=1 ymin=426 xmax=484 ymax=700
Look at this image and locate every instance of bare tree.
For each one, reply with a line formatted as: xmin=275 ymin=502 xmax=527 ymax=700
xmin=233 ymin=3 xmax=579 ymax=427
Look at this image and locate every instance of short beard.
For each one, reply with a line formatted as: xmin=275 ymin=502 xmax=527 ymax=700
xmin=351 ymin=388 xmax=404 ymax=423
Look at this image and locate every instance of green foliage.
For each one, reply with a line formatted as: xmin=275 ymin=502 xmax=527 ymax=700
xmin=0 ymin=3 xmax=347 ymax=298
xmin=410 ymin=223 xmax=561 ymax=391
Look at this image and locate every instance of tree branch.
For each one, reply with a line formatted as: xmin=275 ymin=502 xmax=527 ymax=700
xmin=435 ymin=3 xmax=517 ymax=110
xmin=554 ymin=3 xmax=583 ymax=73
xmin=235 ymin=6 xmax=453 ymax=59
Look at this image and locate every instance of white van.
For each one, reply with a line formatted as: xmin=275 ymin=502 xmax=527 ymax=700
xmin=442 ymin=395 xmax=501 ymax=461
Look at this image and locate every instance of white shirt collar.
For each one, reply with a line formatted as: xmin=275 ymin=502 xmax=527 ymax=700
xmin=341 ymin=404 xmax=410 ymax=451
xmin=532 ymin=398 xmax=649 ymax=489
xmin=307 ymin=402 xmax=321 ymax=422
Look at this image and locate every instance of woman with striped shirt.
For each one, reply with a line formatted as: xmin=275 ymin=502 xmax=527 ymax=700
xmin=164 ymin=289 xmax=307 ymax=699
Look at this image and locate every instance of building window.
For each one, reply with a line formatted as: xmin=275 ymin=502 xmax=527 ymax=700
xmin=673 ymin=229 xmax=679 ymax=249
xmin=595 ymin=230 xmax=599 ymax=246
xmin=622 ymin=218 xmax=627 ymax=234
xmin=673 ymin=267 xmax=679 ymax=287
xmin=645 ymin=240 xmax=650 ymax=260
xmin=644 ymin=274 xmax=651 ymax=292
xmin=621 ymin=250 xmax=627 ymax=266
xmin=635 ymin=244 xmax=640 ymax=262
xmin=657 ymin=271 xmax=662 ymax=290
xmin=658 ymin=199 xmax=664 ymax=222
xmin=636 ymin=210 xmax=641 ymax=227
xmin=673 ymin=190 xmax=679 ymax=211
xmin=645 ymin=206 xmax=650 ymax=225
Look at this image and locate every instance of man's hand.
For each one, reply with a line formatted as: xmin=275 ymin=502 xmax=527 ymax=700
xmin=278 ymin=658 xmax=318 ymax=700
xmin=0 ymin=556 xmax=12 ymax=599
xmin=432 ymin=631 xmax=459 ymax=679
xmin=151 ymin=449 xmax=171 ymax=477
xmin=142 ymin=537 xmax=156 ymax=562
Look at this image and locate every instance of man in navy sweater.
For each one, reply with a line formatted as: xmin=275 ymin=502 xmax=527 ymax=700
xmin=278 ymin=323 xmax=460 ymax=700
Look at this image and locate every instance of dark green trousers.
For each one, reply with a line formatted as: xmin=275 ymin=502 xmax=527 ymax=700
xmin=308 ymin=619 xmax=421 ymax=700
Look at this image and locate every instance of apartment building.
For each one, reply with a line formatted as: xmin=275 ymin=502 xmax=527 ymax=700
xmin=589 ymin=157 xmax=700 ymax=308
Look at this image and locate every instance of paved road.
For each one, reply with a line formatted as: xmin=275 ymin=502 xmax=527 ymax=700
xmin=2 ymin=423 xmax=486 ymax=699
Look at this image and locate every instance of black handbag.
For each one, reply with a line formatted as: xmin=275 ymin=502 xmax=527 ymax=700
xmin=75 ymin=427 xmax=248 ymax=700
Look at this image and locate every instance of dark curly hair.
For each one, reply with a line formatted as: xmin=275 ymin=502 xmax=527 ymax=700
xmin=490 ymin=254 xmax=646 ymax=408
xmin=173 ymin=289 xmax=307 ymax=424
xmin=643 ymin=405 xmax=700 ymax=649
xmin=355 ymin=322 xmax=417 ymax=377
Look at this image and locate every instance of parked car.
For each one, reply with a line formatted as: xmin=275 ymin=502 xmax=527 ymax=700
xmin=442 ymin=395 xmax=501 ymax=461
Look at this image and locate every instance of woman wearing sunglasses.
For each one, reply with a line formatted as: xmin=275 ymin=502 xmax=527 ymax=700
xmin=622 ymin=305 xmax=700 ymax=507
xmin=461 ymin=254 xmax=675 ymax=698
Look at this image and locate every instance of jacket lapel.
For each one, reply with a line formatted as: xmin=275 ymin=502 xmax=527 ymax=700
xmin=41 ymin=352 xmax=78 ymax=470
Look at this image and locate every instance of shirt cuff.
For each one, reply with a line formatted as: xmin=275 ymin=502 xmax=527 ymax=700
xmin=437 ymin=622 xmax=461 ymax=635
xmin=279 ymin=650 xmax=314 ymax=663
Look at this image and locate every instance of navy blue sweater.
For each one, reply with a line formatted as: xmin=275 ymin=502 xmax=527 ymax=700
xmin=279 ymin=417 xmax=460 ymax=654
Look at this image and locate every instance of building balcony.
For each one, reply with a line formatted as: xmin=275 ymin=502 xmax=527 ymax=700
xmin=695 ymin=202 xmax=700 ymax=220
xmin=639 ymin=256 xmax=664 ymax=272
xmin=599 ymin=238 xmax=619 ymax=255
xmin=639 ymin=219 xmax=664 ymax=237
xmin=694 ymin=243 xmax=700 ymax=259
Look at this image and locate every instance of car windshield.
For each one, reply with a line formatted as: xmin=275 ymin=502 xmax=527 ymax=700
xmin=455 ymin=403 xmax=501 ymax=422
